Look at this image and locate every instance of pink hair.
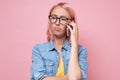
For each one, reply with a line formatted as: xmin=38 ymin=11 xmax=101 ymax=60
xmin=46 ymin=2 xmax=77 ymax=41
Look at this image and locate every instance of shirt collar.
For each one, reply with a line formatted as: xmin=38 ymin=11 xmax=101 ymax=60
xmin=49 ymin=40 xmax=55 ymax=51
xmin=49 ymin=38 xmax=70 ymax=51
xmin=62 ymin=38 xmax=70 ymax=51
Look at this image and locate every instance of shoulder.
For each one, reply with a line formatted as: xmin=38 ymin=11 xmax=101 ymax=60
xmin=32 ymin=41 xmax=49 ymax=52
xmin=78 ymin=44 xmax=88 ymax=56
xmin=78 ymin=44 xmax=87 ymax=51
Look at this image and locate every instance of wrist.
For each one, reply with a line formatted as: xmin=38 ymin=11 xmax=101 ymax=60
xmin=71 ymin=40 xmax=78 ymax=47
xmin=71 ymin=44 xmax=78 ymax=49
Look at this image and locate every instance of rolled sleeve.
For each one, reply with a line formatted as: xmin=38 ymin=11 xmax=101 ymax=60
xmin=78 ymin=47 xmax=88 ymax=80
xmin=30 ymin=45 xmax=48 ymax=80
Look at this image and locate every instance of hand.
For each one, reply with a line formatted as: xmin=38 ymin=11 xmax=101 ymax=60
xmin=67 ymin=21 xmax=79 ymax=47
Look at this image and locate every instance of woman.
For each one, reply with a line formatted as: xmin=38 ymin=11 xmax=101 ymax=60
xmin=31 ymin=2 xmax=88 ymax=80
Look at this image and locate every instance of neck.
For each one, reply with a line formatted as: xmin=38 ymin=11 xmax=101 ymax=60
xmin=53 ymin=36 xmax=66 ymax=52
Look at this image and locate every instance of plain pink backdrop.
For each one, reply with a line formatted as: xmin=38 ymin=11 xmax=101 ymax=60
xmin=0 ymin=0 xmax=120 ymax=80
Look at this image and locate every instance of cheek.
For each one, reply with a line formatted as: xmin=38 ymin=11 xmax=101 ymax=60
xmin=49 ymin=23 xmax=54 ymax=29
xmin=50 ymin=23 xmax=55 ymax=27
xmin=63 ymin=25 xmax=67 ymax=31
xmin=50 ymin=24 xmax=57 ymax=29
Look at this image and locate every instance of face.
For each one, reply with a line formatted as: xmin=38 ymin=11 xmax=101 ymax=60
xmin=49 ymin=6 xmax=73 ymax=38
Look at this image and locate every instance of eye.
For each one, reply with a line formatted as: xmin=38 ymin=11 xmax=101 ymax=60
xmin=60 ymin=17 xmax=68 ymax=21
xmin=49 ymin=15 xmax=57 ymax=19
xmin=49 ymin=15 xmax=57 ymax=23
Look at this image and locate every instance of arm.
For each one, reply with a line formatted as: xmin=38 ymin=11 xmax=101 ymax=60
xmin=67 ymin=22 xmax=88 ymax=80
xmin=43 ymin=75 xmax=68 ymax=80
xmin=31 ymin=45 xmax=47 ymax=80
xmin=67 ymin=22 xmax=81 ymax=80
xmin=68 ymin=45 xmax=81 ymax=80
xmin=78 ymin=48 xmax=88 ymax=80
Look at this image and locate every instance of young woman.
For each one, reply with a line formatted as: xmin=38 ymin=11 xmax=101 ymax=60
xmin=31 ymin=2 xmax=88 ymax=80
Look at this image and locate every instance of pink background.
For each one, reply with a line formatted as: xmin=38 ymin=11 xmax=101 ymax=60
xmin=0 ymin=0 xmax=120 ymax=80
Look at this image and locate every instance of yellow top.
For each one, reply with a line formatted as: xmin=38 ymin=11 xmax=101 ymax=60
xmin=56 ymin=57 xmax=64 ymax=76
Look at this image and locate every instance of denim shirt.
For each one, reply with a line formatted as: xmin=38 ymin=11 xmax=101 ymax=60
xmin=30 ymin=39 xmax=88 ymax=80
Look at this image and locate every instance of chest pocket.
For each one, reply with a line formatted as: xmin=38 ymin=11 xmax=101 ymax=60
xmin=45 ymin=60 xmax=54 ymax=74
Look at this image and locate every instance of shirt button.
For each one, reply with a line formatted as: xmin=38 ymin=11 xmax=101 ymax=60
xmin=49 ymin=63 xmax=52 ymax=66
xmin=57 ymin=56 xmax=59 ymax=58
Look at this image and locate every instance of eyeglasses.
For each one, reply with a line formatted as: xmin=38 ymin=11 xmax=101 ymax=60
xmin=49 ymin=15 xmax=73 ymax=25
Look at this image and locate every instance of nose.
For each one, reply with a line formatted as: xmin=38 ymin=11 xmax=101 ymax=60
xmin=55 ymin=18 xmax=60 ymax=25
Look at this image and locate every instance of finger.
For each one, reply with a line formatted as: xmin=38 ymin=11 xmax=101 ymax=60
xmin=69 ymin=21 xmax=77 ymax=31
xmin=67 ymin=25 xmax=73 ymax=33
xmin=68 ymin=22 xmax=75 ymax=31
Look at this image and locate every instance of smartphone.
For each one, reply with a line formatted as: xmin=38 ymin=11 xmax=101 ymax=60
xmin=66 ymin=24 xmax=73 ymax=36
xmin=68 ymin=24 xmax=73 ymax=30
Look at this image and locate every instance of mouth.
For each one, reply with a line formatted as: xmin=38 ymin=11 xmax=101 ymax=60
xmin=54 ymin=27 xmax=60 ymax=31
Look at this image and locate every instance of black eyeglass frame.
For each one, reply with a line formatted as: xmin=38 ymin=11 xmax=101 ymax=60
xmin=48 ymin=15 xmax=74 ymax=25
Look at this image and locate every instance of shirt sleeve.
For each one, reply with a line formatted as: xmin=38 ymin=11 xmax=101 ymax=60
xmin=30 ymin=45 xmax=48 ymax=80
xmin=78 ymin=47 xmax=88 ymax=80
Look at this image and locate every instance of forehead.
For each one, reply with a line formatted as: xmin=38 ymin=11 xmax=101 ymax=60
xmin=51 ymin=6 xmax=70 ymax=17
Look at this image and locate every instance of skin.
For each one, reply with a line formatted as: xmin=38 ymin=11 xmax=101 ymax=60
xmin=43 ymin=6 xmax=81 ymax=80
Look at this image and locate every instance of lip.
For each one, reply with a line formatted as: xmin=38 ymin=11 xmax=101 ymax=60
xmin=54 ymin=27 xmax=60 ymax=31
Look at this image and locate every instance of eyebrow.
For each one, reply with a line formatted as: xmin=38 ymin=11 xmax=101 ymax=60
xmin=50 ymin=14 xmax=70 ymax=18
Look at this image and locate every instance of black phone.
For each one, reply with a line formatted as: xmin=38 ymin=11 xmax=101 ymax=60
xmin=66 ymin=24 xmax=73 ymax=36
xmin=68 ymin=24 xmax=73 ymax=30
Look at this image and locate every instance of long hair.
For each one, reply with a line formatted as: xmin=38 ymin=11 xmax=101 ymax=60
xmin=46 ymin=2 xmax=77 ymax=41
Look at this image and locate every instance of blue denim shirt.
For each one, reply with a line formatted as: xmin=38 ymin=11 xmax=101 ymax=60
xmin=30 ymin=39 xmax=88 ymax=80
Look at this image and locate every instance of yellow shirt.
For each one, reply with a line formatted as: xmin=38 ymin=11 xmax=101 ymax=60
xmin=56 ymin=57 xmax=64 ymax=76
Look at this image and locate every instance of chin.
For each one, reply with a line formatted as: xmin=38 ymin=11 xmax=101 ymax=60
xmin=54 ymin=33 xmax=66 ymax=38
xmin=54 ymin=33 xmax=62 ymax=37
